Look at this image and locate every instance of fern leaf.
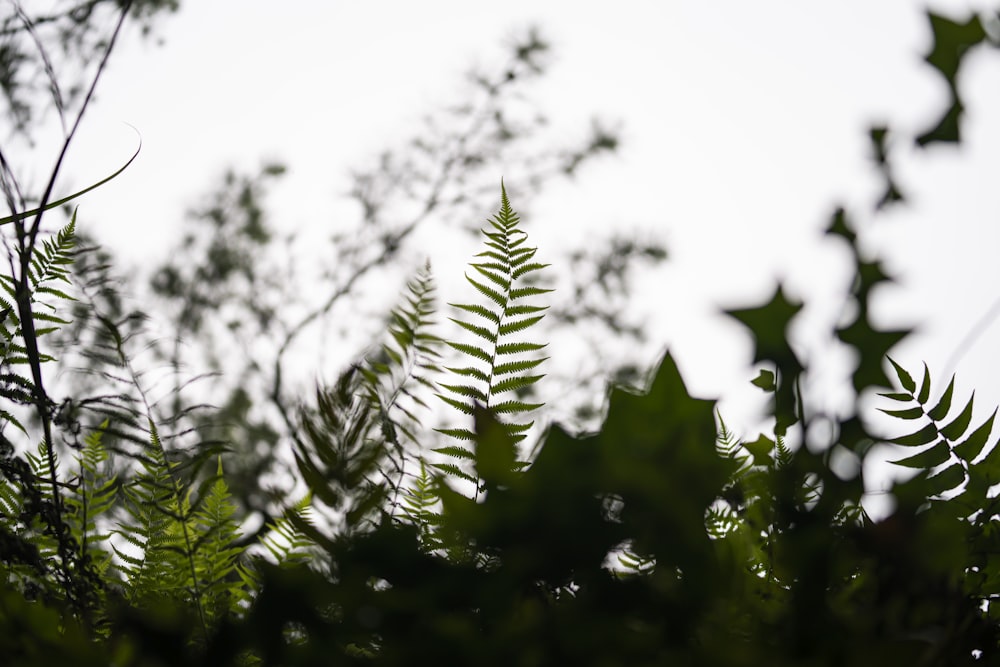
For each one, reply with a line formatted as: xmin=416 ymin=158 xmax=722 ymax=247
xmin=464 ymin=275 xmax=506 ymax=307
xmin=496 ymin=342 xmax=546 ymax=356
xmin=445 ymin=366 xmax=490 ymax=382
xmin=447 ymin=341 xmax=492 ymax=363
xmin=433 ymin=445 xmax=476 ymax=461
xmin=449 ymin=318 xmax=495 ymax=342
xmin=450 ymin=303 xmax=501 ymax=324
xmin=435 ymin=183 xmax=549 ymax=498
xmin=498 ymin=316 xmax=545 ymax=336
xmin=491 ymin=374 xmax=544 ymax=395
xmin=440 ymin=384 xmax=488 ymax=403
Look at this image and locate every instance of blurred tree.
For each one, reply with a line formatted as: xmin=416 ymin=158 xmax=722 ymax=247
xmin=0 ymin=0 xmax=179 ymax=140
xmin=31 ymin=21 xmax=667 ymax=539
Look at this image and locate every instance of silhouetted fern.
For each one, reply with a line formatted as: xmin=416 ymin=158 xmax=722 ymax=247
xmin=882 ymin=358 xmax=1000 ymax=503
xmin=435 ymin=183 xmax=550 ymax=494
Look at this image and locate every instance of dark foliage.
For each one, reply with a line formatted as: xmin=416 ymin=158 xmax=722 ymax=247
xmin=0 ymin=3 xmax=999 ymax=666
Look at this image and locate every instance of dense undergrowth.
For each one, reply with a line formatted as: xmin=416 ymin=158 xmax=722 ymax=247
xmin=1 ymin=2 xmax=1000 ymax=666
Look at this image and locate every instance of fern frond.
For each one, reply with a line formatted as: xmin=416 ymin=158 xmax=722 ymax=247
xmin=189 ymin=458 xmax=247 ymax=622
xmin=490 ymin=375 xmax=544 ymax=396
xmin=64 ymin=422 xmax=118 ymax=571
xmin=433 ymin=444 xmax=476 ymax=458
xmin=399 ymin=460 xmax=447 ymax=552
xmin=881 ymin=359 xmax=1000 ymax=504
xmin=257 ymin=495 xmax=317 ymax=566
xmin=435 ymin=183 xmax=550 ymax=496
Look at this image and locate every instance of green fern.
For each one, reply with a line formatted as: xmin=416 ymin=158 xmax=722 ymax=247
xmin=615 ymin=545 xmax=656 ymax=578
xmin=435 ymin=183 xmax=550 ymax=493
xmin=880 ymin=358 xmax=1000 ymax=621
xmin=399 ymin=459 xmax=447 ymax=553
xmin=65 ymin=422 xmax=118 ymax=572
xmin=0 ymin=213 xmax=77 ymax=433
xmin=113 ymin=423 xmax=191 ymax=605
xmin=0 ymin=446 xmax=55 ymax=600
xmin=360 ymin=261 xmax=443 ymax=512
xmin=0 ymin=422 xmax=114 ymax=616
xmin=291 ymin=367 xmax=391 ymax=542
xmin=881 ymin=357 xmax=1000 ymax=503
xmin=113 ymin=422 xmax=246 ymax=637
xmin=189 ymin=458 xmax=248 ymax=624
xmin=252 ymin=494 xmax=318 ymax=567
xmin=361 ymin=260 xmax=442 ymax=439
xmin=0 ymin=213 xmax=76 ymax=357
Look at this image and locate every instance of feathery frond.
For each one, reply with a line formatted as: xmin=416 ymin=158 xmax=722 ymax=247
xmin=435 ymin=183 xmax=550 ymax=495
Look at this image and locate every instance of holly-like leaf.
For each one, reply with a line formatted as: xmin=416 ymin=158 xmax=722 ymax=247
xmin=751 ymin=369 xmax=776 ymax=392
xmin=743 ymin=434 xmax=775 ymax=467
xmin=916 ymin=12 xmax=988 ymax=146
xmin=839 ymin=319 xmax=909 ymax=392
xmin=725 ymin=285 xmax=803 ymax=372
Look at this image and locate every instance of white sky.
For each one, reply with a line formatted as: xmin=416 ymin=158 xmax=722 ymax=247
xmin=19 ymin=1 xmax=1000 ymax=503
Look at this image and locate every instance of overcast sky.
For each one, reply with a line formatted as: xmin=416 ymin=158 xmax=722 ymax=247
xmin=23 ymin=1 xmax=1000 ymax=503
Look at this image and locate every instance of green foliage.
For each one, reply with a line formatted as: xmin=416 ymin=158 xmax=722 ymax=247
xmin=113 ymin=422 xmax=246 ymax=639
xmin=5 ymin=3 xmax=1000 ymax=665
xmin=436 ymin=183 xmax=550 ymax=494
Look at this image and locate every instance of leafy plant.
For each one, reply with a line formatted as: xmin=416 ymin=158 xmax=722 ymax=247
xmin=4 ymin=2 xmax=1000 ymax=665
xmin=435 ymin=183 xmax=550 ymax=494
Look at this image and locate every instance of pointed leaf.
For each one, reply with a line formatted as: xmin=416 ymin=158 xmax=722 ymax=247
xmin=890 ymin=440 xmax=950 ymax=469
xmin=925 ymin=462 xmax=965 ymax=496
xmin=750 ymin=369 xmax=775 ymax=392
xmin=498 ymin=316 xmax=544 ymax=336
xmin=471 ymin=265 xmax=510 ymax=290
xmin=956 ymin=409 xmax=996 ymax=463
xmin=465 ymin=275 xmax=506 ymax=307
xmin=450 ymin=303 xmax=500 ymax=324
xmin=743 ymin=434 xmax=775 ymax=466
xmin=916 ymin=362 xmax=931 ymax=405
xmin=447 ymin=341 xmax=491 ymax=363
xmin=497 ymin=342 xmax=546 ymax=356
xmin=927 ymin=375 xmax=956 ymax=421
xmin=510 ymin=286 xmax=553 ymax=300
xmin=725 ymin=286 xmax=804 ymax=374
xmin=445 ymin=366 xmax=489 ymax=382
xmin=878 ymin=391 xmax=914 ymax=402
xmin=494 ymin=358 xmax=547 ymax=376
xmin=440 ymin=384 xmax=487 ymax=403
xmin=878 ymin=406 xmax=924 ymax=420
xmin=891 ymin=423 xmax=939 ymax=447
xmin=437 ymin=394 xmax=474 ymax=415
xmin=491 ymin=374 xmax=544 ymax=395
xmin=491 ymin=400 xmax=543 ymax=414
xmin=449 ymin=318 xmax=494 ymax=342
xmin=430 ymin=462 xmax=478 ymax=484
xmin=511 ymin=262 xmax=549 ymax=280
xmin=887 ymin=357 xmax=915 ymax=394
xmin=940 ymin=393 xmax=974 ymax=441
xmin=433 ymin=444 xmax=476 ymax=458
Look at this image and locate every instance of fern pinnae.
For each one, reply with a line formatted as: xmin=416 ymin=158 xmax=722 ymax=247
xmin=435 ymin=182 xmax=551 ymax=494
xmin=358 ymin=261 xmax=443 ymax=514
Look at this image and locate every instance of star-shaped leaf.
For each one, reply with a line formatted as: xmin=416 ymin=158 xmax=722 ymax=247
xmin=725 ymin=285 xmax=804 ymax=376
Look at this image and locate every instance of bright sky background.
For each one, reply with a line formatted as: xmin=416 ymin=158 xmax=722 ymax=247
xmin=19 ymin=0 xmax=1000 ymax=506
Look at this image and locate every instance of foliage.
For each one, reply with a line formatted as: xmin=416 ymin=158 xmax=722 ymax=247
xmin=0 ymin=2 xmax=1000 ymax=666
xmin=434 ymin=183 xmax=549 ymax=493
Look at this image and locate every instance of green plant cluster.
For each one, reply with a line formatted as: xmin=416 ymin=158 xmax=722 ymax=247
xmin=2 ymin=5 xmax=1000 ymax=667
